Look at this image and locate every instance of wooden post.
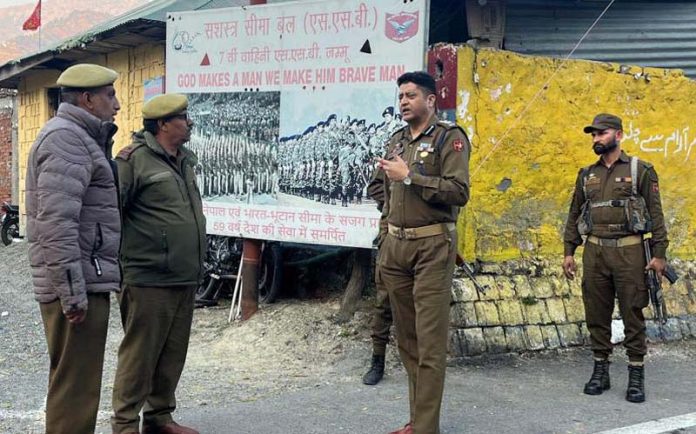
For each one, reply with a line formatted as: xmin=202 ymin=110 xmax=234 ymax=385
xmin=336 ymin=248 xmax=371 ymax=323
xmin=241 ymin=239 xmax=261 ymax=320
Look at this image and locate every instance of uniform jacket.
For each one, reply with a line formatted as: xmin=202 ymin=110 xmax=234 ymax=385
xmin=116 ymin=130 xmax=206 ymax=287
xmin=25 ymin=103 xmax=121 ymax=313
xmin=563 ymin=151 xmax=669 ymax=258
xmin=381 ymin=115 xmax=471 ymax=228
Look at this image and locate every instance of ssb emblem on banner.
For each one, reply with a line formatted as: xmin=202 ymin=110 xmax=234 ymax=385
xmin=385 ymin=11 xmax=419 ymax=43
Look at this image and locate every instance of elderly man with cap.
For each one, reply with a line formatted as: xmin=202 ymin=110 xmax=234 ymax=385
xmin=563 ymin=113 xmax=669 ymax=404
xmin=111 ymin=94 xmax=205 ymax=434
xmin=25 ymin=63 xmax=121 ymax=433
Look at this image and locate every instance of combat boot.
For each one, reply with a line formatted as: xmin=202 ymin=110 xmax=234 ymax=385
xmin=626 ymin=365 xmax=645 ymax=403
xmin=583 ymin=359 xmax=610 ymax=395
xmin=362 ymin=354 xmax=385 ymax=385
xmin=341 ymin=197 xmax=348 ymax=207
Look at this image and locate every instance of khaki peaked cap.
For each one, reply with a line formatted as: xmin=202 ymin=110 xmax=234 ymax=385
xmin=57 ymin=64 xmax=118 ymax=88
xmin=142 ymin=94 xmax=188 ymax=120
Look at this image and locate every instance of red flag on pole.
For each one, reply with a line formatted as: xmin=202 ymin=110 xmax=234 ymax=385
xmin=22 ymin=0 xmax=42 ymax=31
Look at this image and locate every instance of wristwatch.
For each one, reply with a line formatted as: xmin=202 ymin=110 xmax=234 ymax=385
xmin=403 ymin=171 xmax=412 ymax=186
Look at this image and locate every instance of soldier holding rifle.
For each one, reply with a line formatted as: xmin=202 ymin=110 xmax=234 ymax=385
xmin=562 ymin=113 xmax=670 ymax=404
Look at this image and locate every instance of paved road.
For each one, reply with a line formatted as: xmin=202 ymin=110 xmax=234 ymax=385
xmin=89 ymin=342 xmax=696 ymax=434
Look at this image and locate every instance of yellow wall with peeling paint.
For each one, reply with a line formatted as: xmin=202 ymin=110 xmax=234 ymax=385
xmin=456 ymin=46 xmax=696 ymax=261
xmin=17 ymin=44 xmax=165 ymax=219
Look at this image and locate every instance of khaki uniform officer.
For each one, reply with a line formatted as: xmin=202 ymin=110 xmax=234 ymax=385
xmin=25 ymin=63 xmax=121 ymax=434
xmin=563 ymin=113 xmax=669 ymax=404
xmin=111 ymin=94 xmax=205 ymax=434
xmin=362 ymin=168 xmax=393 ymax=385
xmin=377 ymin=71 xmax=471 ymax=434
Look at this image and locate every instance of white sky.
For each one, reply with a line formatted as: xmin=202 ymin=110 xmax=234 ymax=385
xmin=0 ymin=0 xmax=36 ymax=7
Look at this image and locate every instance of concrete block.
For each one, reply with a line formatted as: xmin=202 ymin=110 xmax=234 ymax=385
xmin=474 ymin=301 xmax=500 ymax=326
xmin=541 ymin=325 xmax=561 ymax=349
xmin=686 ymin=317 xmax=696 ymax=337
xmin=645 ymin=320 xmax=662 ymax=342
xmin=450 ymin=302 xmax=477 ymax=328
xmin=662 ymin=318 xmax=683 ymax=341
xmin=524 ymin=325 xmax=545 ymax=351
xmin=449 ymin=329 xmax=465 ymax=357
xmin=563 ymin=296 xmax=586 ymax=323
xmin=497 ymin=276 xmax=516 ymax=299
xmin=665 ymin=294 xmax=688 ymax=317
xmin=531 ymin=277 xmax=555 ymax=299
xmin=482 ymin=327 xmax=508 ymax=353
xmin=568 ymin=279 xmax=583 ymax=297
xmin=512 ymin=275 xmax=532 ymax=298
xmin=477 ymin=275 xmax=500 ymax=300
xmin=557 ymin=323 xmax=583 ymax=347
xmin=523 ymin=301 xmax=550 ymax=324
xmin=684 ymin=296 xmax=696 ymax=316
xmin=504 ymin=326 xmax=527 ymax=352
xmin=462 ymin=328 xmax=487 ymax=356
xmin=579 ymin=322 xmax=591 ymax=345
xmin=545 ymin=298 xmax=568 ymax=323
xmin=497 ymin=299 xmax=525 ymax=325
xmin=553 ymin=278 xmax=570 ymax=297
xmin=451 ymin=278 xmax=480 ymax=302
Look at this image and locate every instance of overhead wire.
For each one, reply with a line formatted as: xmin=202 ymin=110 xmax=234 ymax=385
xmin=471 ymin=0 xmax=618 ymax=177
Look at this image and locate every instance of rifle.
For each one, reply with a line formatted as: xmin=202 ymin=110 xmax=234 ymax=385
xmin=456 ymin=255 xmax=489 ymax=293
xmin=643 ymin=239 xmax=679 ymax=325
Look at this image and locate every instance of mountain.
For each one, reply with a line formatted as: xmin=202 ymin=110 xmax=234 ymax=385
xmin=0 ymin=0 xmax=152 ymax=64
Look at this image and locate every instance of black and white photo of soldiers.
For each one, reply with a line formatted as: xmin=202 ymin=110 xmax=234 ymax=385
xmin=277 ymin=106 xmax=404 ymax=207
xmin=186 ymin=92 xmax=280 ymax=200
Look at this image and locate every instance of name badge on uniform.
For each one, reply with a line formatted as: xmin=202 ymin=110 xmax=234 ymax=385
xmin=585 ymin=174 xmax=600 ymax=186
xmin=615 ymin=177 xmax=632 ymax=183
xmin=417 ymin=142 xmax=430 ymax=151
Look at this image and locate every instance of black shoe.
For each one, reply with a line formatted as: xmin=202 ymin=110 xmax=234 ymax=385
xmin=626 ymin=365 xmax=645 ymax=403
xmin=583 ymin=360 xmax=610 ymax=395
xmin=362 ymin=355 xmax=385 ymax=385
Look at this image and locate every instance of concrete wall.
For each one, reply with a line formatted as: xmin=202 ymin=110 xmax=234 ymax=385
xmin=448 ymin=45 xmax=696 ymax=357
xmin=455 ymin=45 xmax=696 ymax=261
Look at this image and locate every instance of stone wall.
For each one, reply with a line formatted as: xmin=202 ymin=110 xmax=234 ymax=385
xmin=449 ymin=259 xmax=696 ymax=357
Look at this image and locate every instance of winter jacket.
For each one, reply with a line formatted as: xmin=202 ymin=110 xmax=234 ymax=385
xmin=25 ymin=102 xmax=121 ymax=313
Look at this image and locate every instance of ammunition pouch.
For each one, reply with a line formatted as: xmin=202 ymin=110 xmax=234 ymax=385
xmin=577 ymin=200 xmax=592 ymax=235
xmin=625 ymin=195 xmax=652 ymax=234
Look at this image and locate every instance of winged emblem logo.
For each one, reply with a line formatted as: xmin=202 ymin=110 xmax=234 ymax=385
xmin=385 ymin=11 xmax=419 ymax=43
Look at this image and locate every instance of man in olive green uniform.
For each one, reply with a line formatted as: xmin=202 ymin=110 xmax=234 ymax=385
xmin=26 ymin=64 xmax=121 ymax=434
xmin=563 ymin=113 xmax=669 ymax=404
xmin=111 ymin=94 xmax=205 ymax=434
xmin=377 ymin=72 xmax=471 ymax=434
xmin=362 ymin=168 xmax=393 ymax=385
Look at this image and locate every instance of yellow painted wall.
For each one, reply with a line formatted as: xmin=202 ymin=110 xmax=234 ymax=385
xmin=17 ymin=43 xmax=165 ymax=220
xmin=456 ymin=46 xmax=696 ymax=261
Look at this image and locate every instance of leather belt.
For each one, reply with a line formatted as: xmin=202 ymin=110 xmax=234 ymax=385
xmin=587 ymin=234 xmax=642 ymax=247
xmin=388 ymin=222 xmax=455 ymax=240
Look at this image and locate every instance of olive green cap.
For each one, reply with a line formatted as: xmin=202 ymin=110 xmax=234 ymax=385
xmin=583 ymin=113 xmax=623 ymax=133
xmin=56 ymin=64 xmax=119 ymax=88
xmin=142 ymin=94 xmax=188 ymax=120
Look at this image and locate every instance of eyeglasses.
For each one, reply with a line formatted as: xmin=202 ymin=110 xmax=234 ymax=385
xmin=167 ymin=113 xmax=190 ymax=122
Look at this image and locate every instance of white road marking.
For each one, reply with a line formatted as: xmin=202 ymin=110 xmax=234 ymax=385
xmin=595 ymin=412 xmax=696 ymax=434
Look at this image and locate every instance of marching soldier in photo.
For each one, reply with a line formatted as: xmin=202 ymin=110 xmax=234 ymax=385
xmin=25 ymin=63 xmax=121 ymax=434
xmin=563 ymin=113 xmax=669 ymax=404
xmin=377 ymin=71 xmax=471 ymax=434
xmin=111 ymin=94 xmax=206 ymax=434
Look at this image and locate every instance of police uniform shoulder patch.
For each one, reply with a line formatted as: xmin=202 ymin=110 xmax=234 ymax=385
xmin=116 ymin=143 xmax=145 ymax=161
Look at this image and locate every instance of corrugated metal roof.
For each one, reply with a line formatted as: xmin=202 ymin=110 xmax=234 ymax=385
xmin=504 ymin=0 xmax=696 ymax=78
